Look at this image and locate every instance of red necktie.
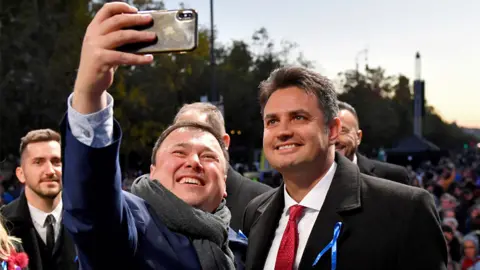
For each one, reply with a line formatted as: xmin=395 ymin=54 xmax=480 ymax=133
xmin=275 ymin=204 xmax=305 ymax=270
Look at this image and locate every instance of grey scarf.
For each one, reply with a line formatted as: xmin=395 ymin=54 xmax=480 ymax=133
xmin=130 ymin=175 xmax=235 ymax=270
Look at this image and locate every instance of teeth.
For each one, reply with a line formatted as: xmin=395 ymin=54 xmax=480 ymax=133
xmin=278 ymin=144 xmax=296 ymax=150
xmin=179 ymin=177 xmax=201 ymax=185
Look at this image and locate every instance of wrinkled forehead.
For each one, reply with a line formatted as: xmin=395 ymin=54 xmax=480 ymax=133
xmin=160 ymin=128 xmax=223 ymax=154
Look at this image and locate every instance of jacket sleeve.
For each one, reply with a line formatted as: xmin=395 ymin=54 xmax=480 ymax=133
xmin=396 ymin=190 xmax=448 ymax=270
xmin=61 ymin=116 xmax=138 ymax=268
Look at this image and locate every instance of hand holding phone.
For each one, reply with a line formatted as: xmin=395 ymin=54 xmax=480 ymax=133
xmin=73 ymin=2 xmax=156 ymax=114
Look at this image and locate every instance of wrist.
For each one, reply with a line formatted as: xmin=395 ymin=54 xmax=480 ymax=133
xmin=72 ymin=91 xmax=108 ymax=114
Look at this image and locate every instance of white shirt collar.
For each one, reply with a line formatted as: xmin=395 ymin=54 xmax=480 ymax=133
xmin=28 ymin=199 xmax=63 ymax=227
xmin=352 ymin=154 xmax=358 ymax=165
xmin=283 ymin=161 xmax=337 ymax=211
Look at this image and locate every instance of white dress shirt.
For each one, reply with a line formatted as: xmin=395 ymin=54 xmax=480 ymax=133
xmin=352 ymin=154 xmax=358 ymax=165
xmin=263 ymin=162 xmax=337 ymax=270
xmin=27 ymin=200 xmax=63 ymax=244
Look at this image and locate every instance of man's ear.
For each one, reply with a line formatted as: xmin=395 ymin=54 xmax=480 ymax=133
xmin=222 ymin=134 xmax=231 ymax=150
xmin=328 ymin=117 xmax=341 ymax=146
xmin=16 ymin=167 xmax=26 ymax=184
xmin=356 ymin=129 xmax=363 ymax=146
xmin=149 ymin=164 xmax=156 ymax=179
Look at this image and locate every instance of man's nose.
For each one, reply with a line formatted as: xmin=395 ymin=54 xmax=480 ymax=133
xmin=185 ymin=154 xmax=202 ymax=171
xmin=276 ymin=120 xmax=294 ymax=140
xmin=44 ymin=162 xmax=56 ymax=177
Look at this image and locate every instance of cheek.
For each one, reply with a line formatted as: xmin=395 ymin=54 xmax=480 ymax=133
xmin=263 ymin=130 xmax=273 ymax=146
xmin=153 ymin=159 xmax=183 ymax=182
xmin=343 ymin=134 xmax=355 ymax=144
xmin=23 ymin=168 xmax=38 ymax=181
xmin=204 ymin=163 xmax=225 ymax=185
xmin=337 ymin=134 xmax=348 ymax=143
xmin=54 ymin=167 xmax=62 ymax=176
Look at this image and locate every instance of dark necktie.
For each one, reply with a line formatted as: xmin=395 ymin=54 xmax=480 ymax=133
xmin=275 ymin=204 xmax=305 ymax=270
xmin=45 ymin=214 xmax=55 ymax=253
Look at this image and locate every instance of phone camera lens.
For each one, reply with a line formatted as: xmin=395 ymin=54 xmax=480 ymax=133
xmin=178 ymin=11 xmax=193 ymax=20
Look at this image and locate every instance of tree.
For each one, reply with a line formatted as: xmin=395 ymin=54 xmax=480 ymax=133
xmin=0 ymin=0 xmax=91 ymax=158
xmin=338 ymin=67 xmax=400 ymax=151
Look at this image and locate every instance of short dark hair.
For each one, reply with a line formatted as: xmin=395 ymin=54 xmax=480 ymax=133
xmin=19 ymin=129 xmax=61 ymax=158
xmin=258 ymin=66 xmax=339 ymax=125
xmin=173 ymin=102 xmax=226 ymax=135
xmin=337 ymin=101 xmax=359 ymax=125
xmin=151 ymin=121 xmax=229 ymax=168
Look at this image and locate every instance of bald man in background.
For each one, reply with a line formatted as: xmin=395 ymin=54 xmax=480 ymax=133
xmin=336 ymin=101 xmax=411 ymax=185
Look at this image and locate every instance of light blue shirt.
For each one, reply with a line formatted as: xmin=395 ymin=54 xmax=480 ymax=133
xmin=67 ymin=93 xmax=114 ymax=148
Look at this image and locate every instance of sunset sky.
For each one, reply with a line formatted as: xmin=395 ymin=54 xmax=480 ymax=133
xmin=164 ymin=0 xmax=479 ymax=128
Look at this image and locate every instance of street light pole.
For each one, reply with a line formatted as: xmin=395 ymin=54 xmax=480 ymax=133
xmin=209 ymin=0 xmax=218 ymax=103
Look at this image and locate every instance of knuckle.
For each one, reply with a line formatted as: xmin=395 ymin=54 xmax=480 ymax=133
xmin=92 ymin=49 xmax=104 ymax=62
xmin=111 ymin=14 xmax=122 ymax=26
xmin=117 ymin=30 xmax=128 ymax=42
xmin=119 ymin=53 xmax=131 ymax=63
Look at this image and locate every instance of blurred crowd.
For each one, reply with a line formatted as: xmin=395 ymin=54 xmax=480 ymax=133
xmin=408 ymin=149 xmax=480 ymax=270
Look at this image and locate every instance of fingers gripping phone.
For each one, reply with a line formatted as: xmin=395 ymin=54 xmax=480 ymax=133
xmin=117 ymin=9 xmax=198 ymax=54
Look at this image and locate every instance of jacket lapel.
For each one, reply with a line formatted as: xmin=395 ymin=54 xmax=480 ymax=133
xmin=299 ymin=153 xmax=362 ymax=269
xmin=245 ymin=187 xmax=285 ymax=270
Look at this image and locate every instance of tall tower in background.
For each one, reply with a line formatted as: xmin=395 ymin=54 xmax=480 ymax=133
xmin=413 ymin=52 xmax=426 ymax=137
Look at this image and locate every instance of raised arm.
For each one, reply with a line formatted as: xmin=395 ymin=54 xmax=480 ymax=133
xmin=61 ymin=2 xmax=156 ymax=268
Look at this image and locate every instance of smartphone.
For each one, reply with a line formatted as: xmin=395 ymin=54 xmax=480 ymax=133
xmin=117 ymin=9 xmax=198 ymax=54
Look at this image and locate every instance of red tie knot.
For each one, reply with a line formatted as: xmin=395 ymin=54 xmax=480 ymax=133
xmin=288 ymin=205 xmax=305 ymax=222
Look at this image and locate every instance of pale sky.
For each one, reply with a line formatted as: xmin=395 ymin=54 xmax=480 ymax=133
xmin=164 ymin=0 xmax=479 ymax=128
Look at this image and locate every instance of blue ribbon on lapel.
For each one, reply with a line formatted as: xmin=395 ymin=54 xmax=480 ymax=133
xmin=312 ymin=222 xmax=342 ymax=269
xmin=238 ymin=230 xmax=248 ymax=240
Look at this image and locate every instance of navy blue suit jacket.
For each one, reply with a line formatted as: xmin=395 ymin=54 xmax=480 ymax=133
xmin=61 ymin=118 xmax=201 ymax=269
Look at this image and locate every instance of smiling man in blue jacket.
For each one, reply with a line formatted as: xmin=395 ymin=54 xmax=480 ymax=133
xmin=61 ymin=2 xmax=244 ymax=269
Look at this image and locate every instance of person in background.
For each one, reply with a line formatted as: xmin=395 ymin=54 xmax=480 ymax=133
xmin=461 ymin=234 xmax=479 ymax=270
xmin=336 ymin=101 xmax=411 ymax=185
xmin=444 ymin=224 xmax=462 ymax=267
xmin=1 ymin=129 xmax=77 ymax=270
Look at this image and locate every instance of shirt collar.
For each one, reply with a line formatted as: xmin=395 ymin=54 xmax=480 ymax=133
xmin=28 ymin=199 xmax=63 ymax=227
xmin=352 ymin=154 xmax=358 ymax=165
xmin=284 ymin=161 xmax=337 ymax=211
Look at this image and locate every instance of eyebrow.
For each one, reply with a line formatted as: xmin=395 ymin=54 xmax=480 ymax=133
xmin=172 ymin=142 xmax=191 ymax=148
xmin=264 ymin=109 xmax=311 ymax=120
xmin=31 ymin=154 xmax=61 ymax=160
xmin=171 ymin=142 xmax=218 ymax=153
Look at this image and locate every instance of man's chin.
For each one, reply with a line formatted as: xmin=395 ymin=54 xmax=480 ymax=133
xmin=39 ymin=190 xmax=61 ymax=200
xmin=272 ymin=159 xmax=311 ymax=173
